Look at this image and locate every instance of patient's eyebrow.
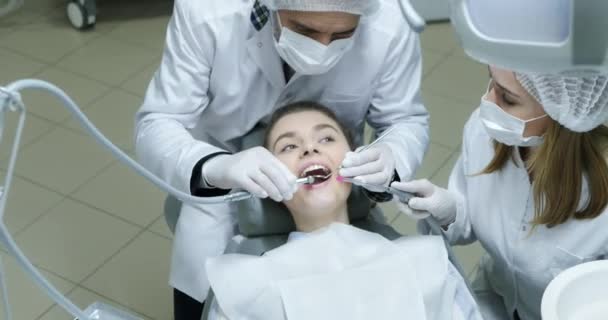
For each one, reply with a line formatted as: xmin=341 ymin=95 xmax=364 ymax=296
xmin=273 ymin=132 xmax=296 ymax=151
xmin=272 ymin=123 xmax=340 ymax=151
xmin=314 ymin=123 xmax=340 ymax=133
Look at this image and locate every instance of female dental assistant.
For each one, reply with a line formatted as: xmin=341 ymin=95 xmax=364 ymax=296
xmin=134 ymin=0 xmax=429 ymax=318
xmin=393 ymin=67 xmax=608 ymax=320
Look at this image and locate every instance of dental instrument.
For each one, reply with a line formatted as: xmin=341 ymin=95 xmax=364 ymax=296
xmin=0 ymin=78 xmax=311 ymax=320
xmin=338 ymin=126 xmax=396 ymax=171
xmin=357 ymin=126 xmax=396 ymax=154
xmin=223 ymin=176 xmax=315 ymax=202
xmin=0 ymin=80 xmax=288 ymax=205
xmin=336 ymin=176 xmax=414 ymax=203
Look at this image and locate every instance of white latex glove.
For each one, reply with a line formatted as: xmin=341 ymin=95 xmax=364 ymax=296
xmin=338 ymin=143 xmax=395 ymax=192
xmin=391 ymin=180 xmax=457 ymax=226
xmin=202 ymin=147 xmax=298 ymax=202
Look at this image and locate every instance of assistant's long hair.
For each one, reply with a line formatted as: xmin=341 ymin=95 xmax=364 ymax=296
xmin=481 ymin=121 xmax=608 ymax=228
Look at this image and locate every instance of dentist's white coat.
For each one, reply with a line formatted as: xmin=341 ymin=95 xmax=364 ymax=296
xmin=135 ymin=0 xmax=429 ymax=301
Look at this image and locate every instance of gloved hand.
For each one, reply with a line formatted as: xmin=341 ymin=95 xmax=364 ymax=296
xmin=202 ymin=147 xmax=298 ymax=202
xmin=338 ymin=143 xmax=395 ymax=192
xmin=391 ymin=180 xmax=457 ymax=226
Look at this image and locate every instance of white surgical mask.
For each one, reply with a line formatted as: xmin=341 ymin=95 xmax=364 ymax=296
xmin=479 ymin=95 xmax=548 ymax=147
xmin=272 ymin=14 xmax=355 ymax=75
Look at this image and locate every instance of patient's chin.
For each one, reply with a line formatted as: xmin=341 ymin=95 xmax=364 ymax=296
xmin=287 ymin=185 xmax=351 ymax=214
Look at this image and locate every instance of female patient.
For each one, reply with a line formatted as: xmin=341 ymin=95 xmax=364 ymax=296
xmin=204 ymin=102 xmax=482 ymax=320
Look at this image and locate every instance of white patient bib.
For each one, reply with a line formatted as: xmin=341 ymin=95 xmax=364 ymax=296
xmin=206 ymin=223 xmax=456 ymax=320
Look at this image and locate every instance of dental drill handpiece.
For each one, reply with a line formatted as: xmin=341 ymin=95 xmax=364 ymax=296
xmin=337 ymin=176 xmax=414 ymax=204
xmin=223 ymin=176 xmax=315 ymax=202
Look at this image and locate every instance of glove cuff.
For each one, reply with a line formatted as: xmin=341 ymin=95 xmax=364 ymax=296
xmin=191 ymin=152 xmax=231 ymax=196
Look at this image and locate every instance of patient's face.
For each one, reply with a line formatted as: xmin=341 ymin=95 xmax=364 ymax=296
xmin=268 ymin=110 xmax=352 ymax=215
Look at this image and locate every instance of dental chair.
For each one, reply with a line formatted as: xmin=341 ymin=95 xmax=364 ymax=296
xmin=162 ymin=125 xmax=402 ymax=319
xmin=162 ymin=126 xmax=471 ymax=319
xmin=164 ymin=184 xmax=402 ymax=320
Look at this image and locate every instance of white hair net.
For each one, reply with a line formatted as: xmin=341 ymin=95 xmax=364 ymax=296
xmin=516 ymin=73 xmax=608 ymax=132
xmin=259 ymin=0 xmax=379 ymax=15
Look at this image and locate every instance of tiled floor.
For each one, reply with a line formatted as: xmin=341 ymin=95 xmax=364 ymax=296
xmin=0 ymin=1 xmax=487 ymax=319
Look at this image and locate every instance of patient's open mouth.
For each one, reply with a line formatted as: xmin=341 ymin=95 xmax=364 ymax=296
xmin=300 ymin=165 xmax=332 ymax=185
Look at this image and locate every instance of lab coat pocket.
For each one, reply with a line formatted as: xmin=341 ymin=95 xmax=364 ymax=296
xmin=549 ymin=246 xmax=595 ymax=278
xmin=320 ymin=91 xmax=370 ymax=129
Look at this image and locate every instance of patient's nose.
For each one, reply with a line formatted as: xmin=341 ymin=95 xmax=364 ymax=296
xmin=301 ymin=145 xmax=320 ymax=157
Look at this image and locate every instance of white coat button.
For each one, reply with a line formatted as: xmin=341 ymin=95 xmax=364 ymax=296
xmin=257 ymin=42 xmax=263 ymax=48
xmin=522 ymin=225 xmax=527 ymax=232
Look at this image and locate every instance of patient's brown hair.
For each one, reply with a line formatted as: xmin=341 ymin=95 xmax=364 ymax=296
xmin=264 ymin=101 xmax=354 ymax=149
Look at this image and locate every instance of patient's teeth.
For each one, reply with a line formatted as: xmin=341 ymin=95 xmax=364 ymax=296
xmin=301 ymin=164 xmax=330 ymax=177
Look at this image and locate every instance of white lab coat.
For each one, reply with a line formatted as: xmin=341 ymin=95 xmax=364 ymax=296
xmin=134 ymin=0 xmax=429 ymax=301
xmin=205 ymin=224 xmax=483 ymax=320
xmin=428 ymin=109 xmax=608 ymax=320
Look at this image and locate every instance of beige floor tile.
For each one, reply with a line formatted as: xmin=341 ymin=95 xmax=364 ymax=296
xmin=423 ymin=55 xmax=489 ymax=106
xmin=71 ymin=161 xmax=166 ymax=228
xmin=0 ymin=113 xmax=55 ymax=162
xmin=82 ymin=231 xmax=172 ymax=320
xmin=0 ymin=6 xmax=43 ymax=29
xmin=15 ymin=198 xmax=140 ymax=282
xmin=378 ymin=201 xmax=400 ymax=225
xmin=390 ymin=211 xmax=417 ymax=236
xmin=17 ymin=0 xmax=63 ymax=13
xmin=0 ymin=173 xmax=64 ymax=235
xmin=120 ymin=62 xmax=159 ymax=97
xmin=420 ymin=23 xmax=460 ymax=55
xmin=91 ymin=0 xmax=169 ymax=27
xmin=56 ymin=36 xmax=159 ymax=86
xmin=62 ymin=89 xmax=142 ymax=150
xmin=422 ymin=50 xmax=447 ymax=78
xmin=430 ymin=151 xmax=460 ymax=188
xmin=15 ymin=127 xmax=116 ymax=194
xmin=35 ymin=4 xmax=121 ymax=34
xmin=423 ymin=91 xmax=476 ymax=148
xmin=0 ymin=24 xmax=98 ymax=64
xmin=106 ymin=15 xmax=170 ymax=51
xmin=0 ymin=26 xmax=14 ymax=40
xmin=414 ymin=142 xmax=454 ymax=180
xmin=0 ymin=254 xmax=75 ymax=320
xmin=21 ymin=67 xmax=111 ymax=123
xmin=0 ymin=47 xmax=47 ymax=84
xmin=148 ymin=215 xmax=172 ymax=239
xmin=39 ymin=286 xmax=153 ymax=320
xmin=452 ymin=242 xmax=486 ymax=278
xmin=451 ymin=46 xmax=470 ymax=59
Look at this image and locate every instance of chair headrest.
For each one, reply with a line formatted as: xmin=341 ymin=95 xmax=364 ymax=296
xmin=236 ymin=123 xmax=372 ymax=237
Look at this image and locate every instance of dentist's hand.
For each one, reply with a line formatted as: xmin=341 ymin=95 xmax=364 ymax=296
xmin=391 ymin=180 xmax=457 ymax=226
xmin=202 ymin=147 xmax=298 ymax=202
xmin=339 ymin=143 xmax=395 ymax=192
